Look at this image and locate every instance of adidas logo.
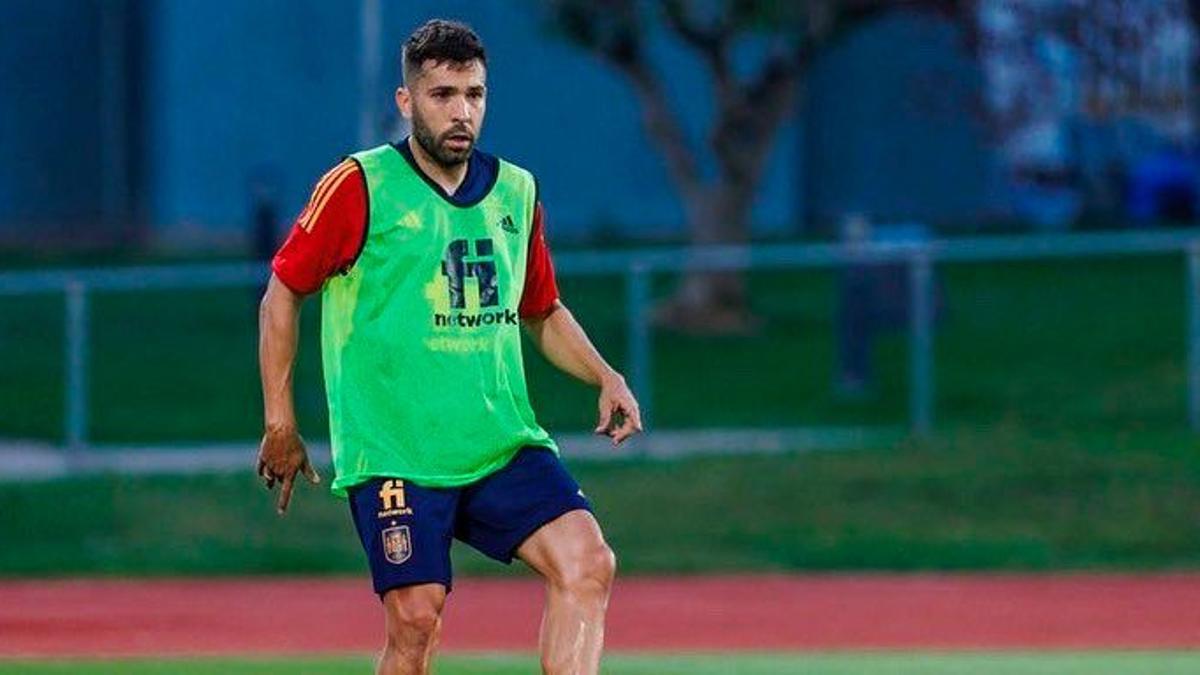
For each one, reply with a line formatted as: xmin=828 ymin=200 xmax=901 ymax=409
xmin=497 ymin=214 xmax=519 ymax=234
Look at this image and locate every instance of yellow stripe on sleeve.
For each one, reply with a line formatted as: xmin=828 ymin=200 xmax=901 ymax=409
xmin=301 ymin=165 xmax=357 ymax=233
xmin=298 ymin=161 xmax=356 ymax=232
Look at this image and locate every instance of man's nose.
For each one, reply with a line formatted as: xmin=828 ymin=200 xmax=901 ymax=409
xmin=451 ymin=96 xmax=471 ymax=122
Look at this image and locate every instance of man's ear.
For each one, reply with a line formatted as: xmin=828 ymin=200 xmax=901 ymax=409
xmin=395 ymin=86 xmax=412 ymax=119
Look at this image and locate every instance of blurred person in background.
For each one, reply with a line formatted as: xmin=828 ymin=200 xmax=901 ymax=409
xmin=248 ymin=165 xmax=282 ymax=304
xmin=256 ymin=19 xmax=640 ymax=675
xmin=836 ymin=214 xmax=943 ymax=397
xmin=1127 ymin=140 xmax=1199 ymax=225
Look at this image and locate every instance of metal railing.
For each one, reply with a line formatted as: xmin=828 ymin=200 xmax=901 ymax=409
xmin=3 ymin=228 xmax=1200 ymax=450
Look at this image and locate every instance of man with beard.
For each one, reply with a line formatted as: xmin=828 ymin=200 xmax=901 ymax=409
xmin=256 ymin=19 xmax=640 ymax=675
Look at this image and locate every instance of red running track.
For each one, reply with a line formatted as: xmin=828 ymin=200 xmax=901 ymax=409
xmin=2 ymin=574 xmax=1199 ymax=658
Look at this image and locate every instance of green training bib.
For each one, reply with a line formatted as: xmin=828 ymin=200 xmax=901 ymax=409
xmin=321 ymin=143 xmax=556 ymax=495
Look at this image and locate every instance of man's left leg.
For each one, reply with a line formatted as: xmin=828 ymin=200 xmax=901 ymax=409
xmin=516 ymin=509 xmax=615 ymax=675
xmin=454 ymin=447 xmax=614 ymax=675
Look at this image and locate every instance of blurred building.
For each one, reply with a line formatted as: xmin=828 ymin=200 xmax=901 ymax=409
xmin=0 ymin=1 xmax=1195 ymax=252
xmin=803 ymin=10 xmax=1004 ymax=229
xmin=978 ymin=0 xmax=1196 ymax=228
xmin=6 ymin=0 xmax=795 ymax=249
xmin=0 ymin=0 xmax=147 ymax=247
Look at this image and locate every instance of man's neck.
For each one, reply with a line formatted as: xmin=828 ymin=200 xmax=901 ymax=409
xmin=407 ymin=136 xmax=468 ymax=195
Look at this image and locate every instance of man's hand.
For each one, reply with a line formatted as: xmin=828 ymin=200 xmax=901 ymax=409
xmin=521 ymin=300 xmax=640 ymax=444
xmin=594 ymin=374 xmax=643 ymax=446
xmin=256 ymin=426 xmax=321 ymax=515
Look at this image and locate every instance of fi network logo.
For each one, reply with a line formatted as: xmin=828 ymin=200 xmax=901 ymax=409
xmin=434 ymin=237 xmax=519 ymax=328
xmin=376 ymin=479 xmax=413 ymax=519
xmin=440 ymin=238 xmax=498 ymax=309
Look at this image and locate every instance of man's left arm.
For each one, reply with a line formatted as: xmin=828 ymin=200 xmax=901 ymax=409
xmin=523 ymin=301 xmax=642 ymax=445
xmin=519 ymin=200 xmax=642 ymax=445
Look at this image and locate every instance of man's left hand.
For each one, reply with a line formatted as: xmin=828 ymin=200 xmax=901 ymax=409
xmin=594 ymin=374 xmax=643 ymax=446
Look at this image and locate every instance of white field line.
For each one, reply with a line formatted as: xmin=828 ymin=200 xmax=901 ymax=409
xmin=0 ymin=427 xmax=899 ymax=481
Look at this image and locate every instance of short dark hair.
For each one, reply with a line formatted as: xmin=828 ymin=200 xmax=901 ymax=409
xmin=402 ymin=19 xmax=487 ymax=82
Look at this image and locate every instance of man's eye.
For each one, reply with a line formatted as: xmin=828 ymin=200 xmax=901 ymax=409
xmin=468 ymin=91 xmax=483 ymax=100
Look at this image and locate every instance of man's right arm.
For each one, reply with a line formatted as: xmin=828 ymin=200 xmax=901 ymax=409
xmin=255 ymin=158 xmax=368 ymax=513
xmin=257 ymin=275 xmax=320 ymax=513
xmin=259 ymin=275 xmax=304 ymax=438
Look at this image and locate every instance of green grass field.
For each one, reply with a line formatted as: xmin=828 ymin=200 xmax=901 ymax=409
xmin=2 ymin=255 xmax=1199 ymax=575
xmin=0 ymin=256 xmax=1187 ymax=441
xmin=4 ymin=652 xmax=1200 ymax=674
xmin=3 ymin=423 xmax=1199 ymax=575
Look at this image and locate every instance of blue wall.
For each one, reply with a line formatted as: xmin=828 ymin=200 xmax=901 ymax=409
xmin=0 ymin=0 xmax=104 ymax=231
xmin=806 ymin=12 xmax=1005 ymax=226
xmin=143 ymin=0 xmax=801 ymax=245
xmin=0 ymin=2 xmax=1000 ymax=248
xmin=145 ymin=0 xmax=358 ymax=245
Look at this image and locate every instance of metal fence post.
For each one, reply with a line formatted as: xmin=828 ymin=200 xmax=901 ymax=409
xmin=65 ymin=281 xmax=90 ymax=450
xmin=909 ymin=251 xmax=934 ymax=436
xmin=1188 ymin=243 xmax=1200 ymax=432
xmin=626 ymin=264 xmax=652 ymax=429
xmin=357 ymin=0 xmax=382 ymax=148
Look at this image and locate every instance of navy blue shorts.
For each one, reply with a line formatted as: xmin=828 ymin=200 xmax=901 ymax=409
xmin=347 ymin=446 xmax=591 ymax=596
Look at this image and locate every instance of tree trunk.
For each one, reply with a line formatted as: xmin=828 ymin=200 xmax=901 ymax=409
xmin=653 ymin=182 xmax=762 ymax=334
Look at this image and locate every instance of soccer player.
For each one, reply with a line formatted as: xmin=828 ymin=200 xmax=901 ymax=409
xmin=256 ymin=19 xmax=641 ymax=675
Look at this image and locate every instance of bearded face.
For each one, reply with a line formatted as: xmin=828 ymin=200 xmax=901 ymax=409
xmin=410 ymin=102 xmax=476 ymax=167
xmin=400 ymin=59 xmax=486 ymax=168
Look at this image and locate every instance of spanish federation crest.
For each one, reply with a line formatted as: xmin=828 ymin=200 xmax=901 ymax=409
xmin=382 ymin=525 xmax=412 ymax=564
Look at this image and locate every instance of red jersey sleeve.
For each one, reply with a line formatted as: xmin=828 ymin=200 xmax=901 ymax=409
xmin=518 ymin=201 xmax=561 ymax=319
xmin=271 ymin=160 xmax=368 ymax=295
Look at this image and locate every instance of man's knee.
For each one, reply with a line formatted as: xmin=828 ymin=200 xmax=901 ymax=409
xmin=383 ymin=585 xmax=446 ymax=648
xmin=556 ymin=541 xmax=617 ymax=598
xmin=588 ymin=543 xmax=617 ymax=588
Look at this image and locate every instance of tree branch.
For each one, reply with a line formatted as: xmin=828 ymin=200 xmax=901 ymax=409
xmin=660 ymin=0 xmax=735 ymax=92
xmin=548 ymin=0 xmax=643 ymax=67
xmin=545 ymin=0 xmax=705 ymax=198
xmin=713 ymin=46 xmax=799 ymax=186
xmin=620 ymin=62 xmax=706 ymax=200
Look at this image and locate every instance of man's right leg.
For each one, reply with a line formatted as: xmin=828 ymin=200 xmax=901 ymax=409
xmin=379 ymin=583 xmax=447 ymax=675
xmin=348 ymin=478 xmax=459 ymax=675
